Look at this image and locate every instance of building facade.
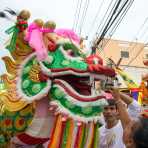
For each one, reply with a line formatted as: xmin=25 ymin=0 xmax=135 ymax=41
xmin=98 ymin=39 xmax=148 ymax=85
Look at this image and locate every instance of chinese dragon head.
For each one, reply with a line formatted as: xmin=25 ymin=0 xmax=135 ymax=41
xmin=0 ymin=9 xmax=116 ymax=147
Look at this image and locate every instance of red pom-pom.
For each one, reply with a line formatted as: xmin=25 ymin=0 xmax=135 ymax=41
xmin=47 ymin=38 xmax=56 ymax=52
xmin=48 ymin=42 xmax=56 ymax=52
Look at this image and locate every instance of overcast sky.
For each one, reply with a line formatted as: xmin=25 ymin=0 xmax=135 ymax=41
xmin=0 ymin=0 xmax=148 ymax=42
xmin=0 ymin=0 xmax=148 ymax=75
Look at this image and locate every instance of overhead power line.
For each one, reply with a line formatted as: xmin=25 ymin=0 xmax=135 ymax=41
xmin=72 ymin=0 xmax=83 ymax=32
xmin=103 ymin=0 xmax=134 ymax=48
xmin=93 ymin=0 xmax=117 ymax=41
xmin=86 ymin=0 xmax=105 ymax=38
xmin=92 ymin=0 xmax=135 ymax=56
xmin=78 ymin=0 xmax=90 ymax=35
xmin=94 ymin=0 xmax=130 ymax=49
xmin=103 ymin=0 xmax=134 ymax=37
xmin=134 ymin=17 xmax=148 ymax=41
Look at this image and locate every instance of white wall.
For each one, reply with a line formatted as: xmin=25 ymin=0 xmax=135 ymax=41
xmin=118 ymin=66 xmax=148 ymax=87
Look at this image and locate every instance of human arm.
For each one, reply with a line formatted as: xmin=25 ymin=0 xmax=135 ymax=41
xmin=111 ymin=88 xmax=132 ymax=129
xmin=118 ymin=91 xmax=133 ymax=105
xmin=118 ymin=91 xmax=141 ymax=119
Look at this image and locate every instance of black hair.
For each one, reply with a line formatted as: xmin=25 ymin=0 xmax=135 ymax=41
xmin=133 ymin=117 xmax=148 ymax=148
xmin=106 ymin=99 xmax=117 ymax=108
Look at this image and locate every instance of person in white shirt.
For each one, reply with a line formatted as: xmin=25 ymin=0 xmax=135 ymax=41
xmin=111 ymin=88 xmax=148 ymax=148
xmin=99 ymin=90 xmax=141 ymax=148
xmin=99 ymin=99 xmax=125 ymax=148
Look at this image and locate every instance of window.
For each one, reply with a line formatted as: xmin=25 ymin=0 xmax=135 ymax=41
xmin=145 ymin=54 xmax=148 ymax=59
xmin=121 ymin=51 xmax=129 ymax=58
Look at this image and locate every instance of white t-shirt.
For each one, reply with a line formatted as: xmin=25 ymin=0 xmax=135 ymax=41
xmin=128 ymin=99 xmax=141 ymax=120
xmin=99 ymin=100 xmax=140 ymax=148
xmin=99 ymin=121 xmax=125 ymax=148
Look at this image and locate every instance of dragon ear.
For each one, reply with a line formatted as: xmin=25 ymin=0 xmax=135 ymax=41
xmin=4 ymin=7 xmax=17 ymax=16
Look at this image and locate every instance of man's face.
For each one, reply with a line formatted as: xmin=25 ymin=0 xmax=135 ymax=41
xmin=103 ymin=105 xmax=118 ymax=122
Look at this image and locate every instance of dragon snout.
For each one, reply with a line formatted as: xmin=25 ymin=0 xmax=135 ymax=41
xmin=85 ymin=55 xmax=116 ymax=77
xmin=85 ymin=54 xmax=103 ymax=65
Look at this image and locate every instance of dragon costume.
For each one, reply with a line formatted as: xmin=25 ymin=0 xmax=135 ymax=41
xmin=0 ymin=9 xmax=116 ymax=147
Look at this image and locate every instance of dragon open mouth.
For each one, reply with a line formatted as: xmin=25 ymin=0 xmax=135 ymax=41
xmin=52 ymin=73 xmax=107 ymax=102
xmin=53 ymin=75 xmax=91 ymax=96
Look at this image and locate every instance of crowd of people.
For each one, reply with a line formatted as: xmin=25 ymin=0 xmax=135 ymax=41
xmin=99 ymin=87 xmax=148 ymax=148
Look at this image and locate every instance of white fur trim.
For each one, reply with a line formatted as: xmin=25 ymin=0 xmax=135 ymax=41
xmin=54 ymin=79 xmax=105 ymax=99
xmin=39 ymin=61 xmax=52 ymax=76
xmin=16 ymin=53 xmax=51 ymax=103
xmin=39 ymin=46 xmax=89 ymax=77
xmin=50 ymin=101 xmax=103 ymax=123
xmin=53 ymin=84 xmax=108 ymax=106
xmin=39 ymin=60 xmax=90 ymax=77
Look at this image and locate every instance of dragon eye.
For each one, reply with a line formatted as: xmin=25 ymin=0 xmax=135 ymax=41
xmin=67 ymin=49 xmax=76 ymax=56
